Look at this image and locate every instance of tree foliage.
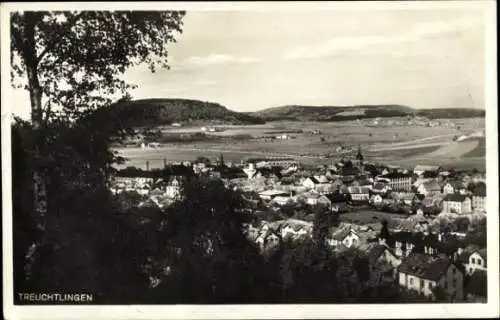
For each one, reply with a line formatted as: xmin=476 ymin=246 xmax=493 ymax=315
xmin=12 ymin=120 xmax=151 ymax=303
xmin=148 ymin=177 xmax=269 ymax=303
xmin=11 ymin=10 xmax=185 ymax=122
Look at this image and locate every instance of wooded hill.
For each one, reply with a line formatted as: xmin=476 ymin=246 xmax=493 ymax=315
xmin=98 ymin=98 xmax=266 ymax=127
xmin=95 ymin=99 xmax=485 ymax=127
xmin=251 ymin=105 xmax=485 ymax=121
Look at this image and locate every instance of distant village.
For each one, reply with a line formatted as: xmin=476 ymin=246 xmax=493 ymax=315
xmin=110 ymin=147 xmax=487 ymax=303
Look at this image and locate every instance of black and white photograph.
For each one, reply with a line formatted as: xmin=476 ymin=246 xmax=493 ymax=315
xmin=1 ymin=1 xmax=498 ymax=319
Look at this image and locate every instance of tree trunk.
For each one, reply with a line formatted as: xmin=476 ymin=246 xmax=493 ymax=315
xmin=23 ymin=12 xmax=48 ymax=231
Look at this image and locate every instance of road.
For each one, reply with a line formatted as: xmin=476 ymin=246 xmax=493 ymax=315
xmin=367 ymin=133 xmax=456 ymax=151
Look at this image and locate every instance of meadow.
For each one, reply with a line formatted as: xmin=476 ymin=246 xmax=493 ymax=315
xmin=114 ymin=118 xmax=486 ymax=171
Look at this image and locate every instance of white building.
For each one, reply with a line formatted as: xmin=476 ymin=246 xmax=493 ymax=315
xmin=398 ymin=253 xmax=464 ymax=301
xmin=327 ymin=228 xmax=360 ymax=248
xmin=459 ymin=248 xmax=487 ymax=275
xmin=442 ymin=194 xmax=472 ymax=214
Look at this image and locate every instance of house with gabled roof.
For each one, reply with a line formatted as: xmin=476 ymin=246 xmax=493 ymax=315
xmin=443 ymin=180 xmax=467 ymax=195
xmin=458 ymin=247 xmax=487 ymax=275
xmin=279 ymin=221 xmax=312 ymax=241
xmin=255 ymin=228 xmax=281 ymax=251
xmin=398 ymin=253 xmax=464 ymax=301
xmin=327 ymin=228 xmax=360 ymax=248
xmin=442 ymin=193 xmax=472 ymax=214
xmin=302 ymin=176 xmax=332 ymax=192
xmin=302 ymin=176 xmax=320 ymax=189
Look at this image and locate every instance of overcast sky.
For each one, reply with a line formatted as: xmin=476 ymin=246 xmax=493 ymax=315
xmin=10 ymin=6 xmax=487 ymax=119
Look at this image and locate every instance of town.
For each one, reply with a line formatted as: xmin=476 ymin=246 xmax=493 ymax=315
xmin=110 ymin=147 xmax=488 ymax=303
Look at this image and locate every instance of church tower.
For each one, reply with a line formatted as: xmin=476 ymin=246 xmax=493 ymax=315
xmin=356 ymin=145 xmax=364 ymax=167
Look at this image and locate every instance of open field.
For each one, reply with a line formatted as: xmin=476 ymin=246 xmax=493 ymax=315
xmin=114 ymin=119 xmax=486 ymax=171
xmin=463 ymin=138 xmax=486 ymax=158
xmin=339 ymin=210 xmax=407 ymax=227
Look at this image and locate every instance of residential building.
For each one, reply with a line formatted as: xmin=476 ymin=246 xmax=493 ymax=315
xmin=442 ymin=194 xmax=472 ymax=214
xmin=165 ymin=176 xmax=183 ymax=199
xmin=303 ymin=191 xmax=332 ymax=207
xmin=327 ymin=228 xmax=360 ymax=248
xmin=256 ymin=229 xmax=281 ymax=250
xmin=472 ymin=195 xmax=486 ymax=212
xmin=471 ymin=183 xmax=486 ymax=212
xmin=390 ymin=232 xmax=417 ymax=258
xmin=259 ymin=189 xmax=290 ymax=201
xmin=458 ymin=247 xmax=487 ymax=275
xmin=314 ymin=175 xmax=329 ymax=184
xmin=348 ymin=187 xmax=370 ymax=202
xmin=398 ymin=253 xmax=464 ymax=301
xmin=417 ymin=181 xmax=442 ymax=197
xmin=392 ymin=192 xmax=417 ymax=206
xmin=280 ymin=222 xmax=311 ymax=241
xmin=422 ymin=195 xmax=443 ymax=209
xmin=443 ymin=181 xmax=466 ymax=195
xmin=303 ymin=176 xmax=320 ymax=189
xmin=302 ymin=176 xmax=333 ymax=193
xmin=370 ymin=194 xmax=384 ymax=206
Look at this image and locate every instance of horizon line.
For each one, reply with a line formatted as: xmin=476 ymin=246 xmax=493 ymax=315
xmin=124 ymin=97 xmax=486 ymax=113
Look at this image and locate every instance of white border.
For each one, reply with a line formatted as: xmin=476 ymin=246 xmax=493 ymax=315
xmin=1 ymin=1 xmax=498 ymax=319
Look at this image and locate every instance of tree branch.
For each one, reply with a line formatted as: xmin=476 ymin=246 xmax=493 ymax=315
xmin=36 ymin=12 xmax=86 ymax=65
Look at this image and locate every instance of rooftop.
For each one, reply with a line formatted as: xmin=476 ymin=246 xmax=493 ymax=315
xmin=442 ymin=193 xmax=470 ymax=202
xmin=398 ymin=253 xmax=453 ymax=281
xmin=380 ymin=172 xmax=412 ymax=179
